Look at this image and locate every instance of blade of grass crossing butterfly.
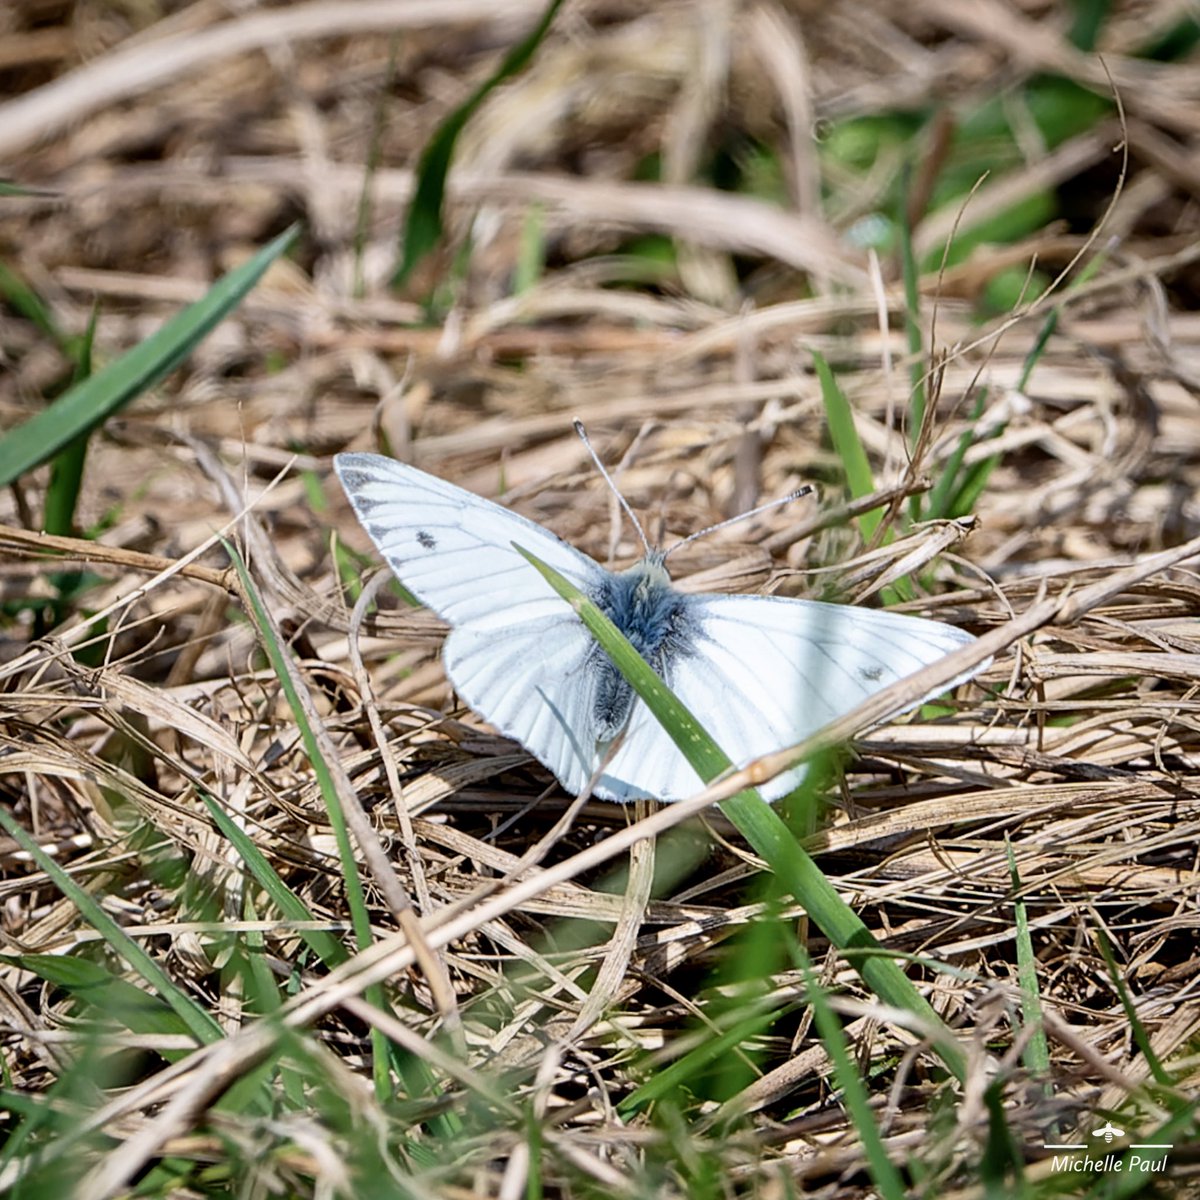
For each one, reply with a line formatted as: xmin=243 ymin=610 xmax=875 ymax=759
xmin=516 ymin=541 xmax=968 ymax=1081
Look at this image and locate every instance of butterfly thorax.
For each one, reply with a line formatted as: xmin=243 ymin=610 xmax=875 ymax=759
xmin=587 ymin=553 xmax=696 ymax=741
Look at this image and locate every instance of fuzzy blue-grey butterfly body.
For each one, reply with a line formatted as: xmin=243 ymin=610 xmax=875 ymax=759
xmin=335 ymin=453 xmax=982 ymax=802
xmin=587 ymin=555 xmax=696 ymax=740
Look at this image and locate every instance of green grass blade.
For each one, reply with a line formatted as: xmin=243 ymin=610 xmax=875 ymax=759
xmin=1006 ymin=840 xmax=1050 ymax=1080
xmin=512 ymin=547 xmax=736 ymax=788
xmin=0 ymin=224 xmax=300 ymax=487
xmin=514 ymin=203 xmax=547 ymax=295
xmin=813 ymin=349 xmax=910 ymax=601
xmin=0 ymin=1088 xmax=84 ymax=1163
xmin=719 ymin=791 xmax=965 ymax=1077
xmin=924 ymin=387 xmax=987 ymax=520
xmin=200 ymin=792 xmax=348 ymax=969
xmin=946 ymin=450 xmax=1001 ymax=522
xmin=0 ymin=1050 xmax=113 ymax=1186
xmin=0 ymin=260 xmax=64 ymax=343
xmin=392 ymin=0 xmax=564 ymax=287
xmin=3 ymin=954 xmax=195 ymax=1061
xmin=227 ymin=542 xmax=453 ymax=1118
xmin=1019 ymin=308 xmax=1058 ymax=392
xmin=514 ymin=543 xmax=967 ymax=1080
xmin=226 ymin=545 xmax=373 ymax=958
xmin=813 ymin=349 xmax=882 ymax=543
xmin=981 ymin=1079 xmax=1027 ymax=1196
xmin=42 ymin=306 xmax=98 ymax=541
xmin=1095 ymin=930 xmax=1171 ymax=1087
xmin=619 ymin=998 xmax=785 ymax=1116
xmin=0 ymin=807 xmax=223 ymax=1047
xmin=945 ymin=310 xmax=1057 ymax=520
xmin=523 ymin=1105 xmax=545 ymax=1200
xmin=947 ymin=251 xmax=1108 ymax=521
xmin=799 ymin=952 xmax=907 ymax=1200
xmin=1068 ymin=0 xmax=1109 ymax=51
xmin=0 ymin=180 xmax=55 ymax=197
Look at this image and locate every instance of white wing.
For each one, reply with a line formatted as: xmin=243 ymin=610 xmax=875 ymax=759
xmin=335 ymin=454 xmax=602 ymax=623
xmin=441 ymin=623 xmax=604 ymax=795
xmin=335 ymin=453 xmax=609 ymax=793
xmin=597 ymin=595 xmax=981 ymax=802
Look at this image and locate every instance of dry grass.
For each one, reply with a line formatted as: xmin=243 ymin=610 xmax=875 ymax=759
xmin=2 ymin=1 xmax=1200 ymax=1196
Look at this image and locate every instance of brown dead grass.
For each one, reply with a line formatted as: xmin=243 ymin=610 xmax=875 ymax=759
xmin=2 ymin=1 xmax=1200 ymax=1195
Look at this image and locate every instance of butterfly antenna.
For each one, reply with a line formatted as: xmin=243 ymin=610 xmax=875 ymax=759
xmin=662 ymin=486 xmax=814 ymax=561
xmin=574 ymin=419 xmax=652 ymax=554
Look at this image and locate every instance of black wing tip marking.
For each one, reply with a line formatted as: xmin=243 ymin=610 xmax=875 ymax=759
xmin=333 ymin=452 xmax=368 ymax=474
xmin=336 ymin=453 xmax=435 ymax=495
xmin=335 ymin=451 xmax=390 ymax=468
xmin=333 ymin=453 xmax=387 ymax=492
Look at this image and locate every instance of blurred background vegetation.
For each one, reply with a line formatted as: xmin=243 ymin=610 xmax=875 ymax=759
xmin=2 ymin=2 xmax=1200 ymax=1197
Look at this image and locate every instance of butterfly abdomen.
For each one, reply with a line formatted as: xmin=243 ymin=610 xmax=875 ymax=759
xmin=588 ymin=557 xmax=698 ymax=740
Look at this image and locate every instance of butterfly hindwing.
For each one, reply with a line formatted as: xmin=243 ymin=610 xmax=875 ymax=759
xmin=602 ymin=594 xmax=978 ymax=801
xmin=442 ymin=621 xmax=607 ymax=795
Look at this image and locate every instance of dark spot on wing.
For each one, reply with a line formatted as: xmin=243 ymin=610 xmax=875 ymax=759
xmin=417 ymin=530 xmax=437 ymax=550
xmin=859 ymin=664 xmax=884 ymax=682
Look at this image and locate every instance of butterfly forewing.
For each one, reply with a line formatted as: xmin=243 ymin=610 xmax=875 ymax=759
xmin=335 ymin=454 xmax=602 ymax=624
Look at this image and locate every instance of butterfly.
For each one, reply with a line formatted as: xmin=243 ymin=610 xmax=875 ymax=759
xmin=335 ymin=451 xmax=983 ymax=802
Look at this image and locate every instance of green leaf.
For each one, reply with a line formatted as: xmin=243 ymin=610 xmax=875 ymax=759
xmin=0 ymin=224 xmax=300 ymax=488
xmin=0 ymin=807 xmax=223 ymax=1047
xmin=800 ymin=953 xmax=907 ymax=1199
xmin=2 ymin=954 xmax=194 ymax=1059
xmin=813 ymin=349 xmax=881 ymax=541
xmin=392 ymin=0 xmax=564 ymax=287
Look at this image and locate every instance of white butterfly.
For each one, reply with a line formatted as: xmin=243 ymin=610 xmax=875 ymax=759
xmin=335 ymin=452 xmax=982 ymax=803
